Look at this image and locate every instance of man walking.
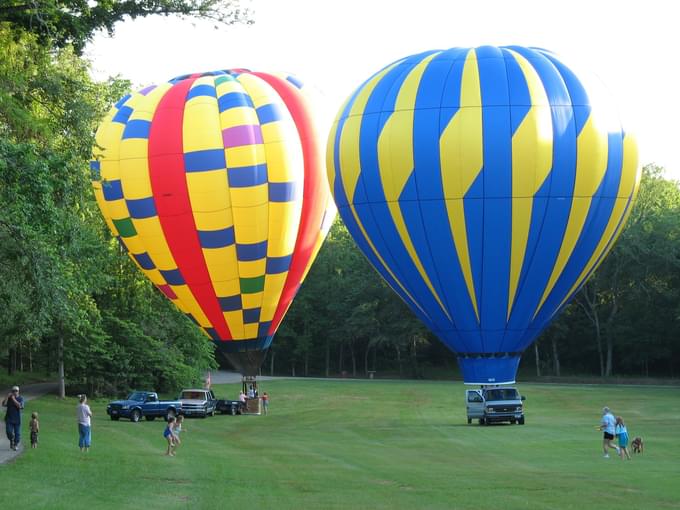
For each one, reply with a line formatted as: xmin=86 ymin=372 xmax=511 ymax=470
xmin=2 ymin=386 xmax=25 ymax=451
xmin=599 ymin=406 xmax=620 ymax=458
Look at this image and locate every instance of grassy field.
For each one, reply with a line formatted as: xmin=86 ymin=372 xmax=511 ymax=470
xmin=0 ymin=379 xmax=678 ymax=510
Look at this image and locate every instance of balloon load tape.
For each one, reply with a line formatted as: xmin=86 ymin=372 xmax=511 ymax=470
xmin=456 ymin=352 xmax=523 ymax=359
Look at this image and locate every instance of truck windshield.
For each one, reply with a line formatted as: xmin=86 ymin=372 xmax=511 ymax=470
xmin=485 ymin=389 xmax=519 ymax=401
xmin=127 ymin=392 xmax=147 ymax=401
xmin=181 ymin=391 xmax=205 ymax=400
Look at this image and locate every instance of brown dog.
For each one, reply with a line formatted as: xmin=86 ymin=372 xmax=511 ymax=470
xmin=631 ymin=436 xmax=644 ymax=454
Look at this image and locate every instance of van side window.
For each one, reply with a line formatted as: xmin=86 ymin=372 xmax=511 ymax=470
xmin=467 ymin=392 xmax=483 ymax=403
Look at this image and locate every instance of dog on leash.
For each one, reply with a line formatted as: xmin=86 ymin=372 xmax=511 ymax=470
xmin=631 ymin=436 xmax=644 ymax=454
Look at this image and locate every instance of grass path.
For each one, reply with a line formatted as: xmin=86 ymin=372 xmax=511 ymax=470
xmin=0 ymin=380 xmax=678 ymax=509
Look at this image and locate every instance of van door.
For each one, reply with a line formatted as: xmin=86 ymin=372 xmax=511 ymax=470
xmin=466 ymin=390 xmax=485 ymax=420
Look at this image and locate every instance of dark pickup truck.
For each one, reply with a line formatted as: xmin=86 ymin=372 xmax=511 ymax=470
xmin=215 ymin=398 xmax=245 ymax=415
xmin=106 ymin=391 xmax=182 ymax=422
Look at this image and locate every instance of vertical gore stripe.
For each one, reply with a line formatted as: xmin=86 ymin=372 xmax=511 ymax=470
xmin=148 ymin=78 xmax=232 ymax=340
xmin=249 ymin=71 xmax=326 ymax=335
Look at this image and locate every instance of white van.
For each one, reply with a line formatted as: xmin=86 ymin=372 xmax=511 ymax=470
xmin=466 ymin=387 xmax=525 ymax=425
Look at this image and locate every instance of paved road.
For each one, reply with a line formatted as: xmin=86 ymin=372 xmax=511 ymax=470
xmin=0 ymin=382 xmax=58 ymax=465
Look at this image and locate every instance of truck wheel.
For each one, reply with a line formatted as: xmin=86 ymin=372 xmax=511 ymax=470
xmin=110 ymin=416 xmax=119 ymax=421
xmin=145 ymin=416 xmax=156 ymax=421
xmin=467 ymin=417 xmax=472 ymax=424
xmin=510 ymin=418 xmax=516 ymax=424
xmin=230 ymin=406 xmax=237 ymax=416
xmin=478 ymin=418 xmax=485 ymax=426
xmin=130 ymin=410 xmax=142 ymax=423
xmin=518 ymin=416 xmax=525 ymax=425
xmin=166 ymin=410 xmax=176 ymax=421
xmin=210 ymin=409 xmax=215 ymax=417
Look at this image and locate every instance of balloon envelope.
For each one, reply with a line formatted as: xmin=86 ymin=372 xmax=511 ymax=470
xmin=327 ymin=46 xmax=640 ymax=384
xmin=92 ymin=70 xmax=335 ymax=375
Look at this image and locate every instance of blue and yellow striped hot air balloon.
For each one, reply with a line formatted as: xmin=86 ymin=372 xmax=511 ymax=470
xmin=327 ymin=46 xmax=640 ymax=384
xmin=92 ymin=70 xmax=335 ymax=376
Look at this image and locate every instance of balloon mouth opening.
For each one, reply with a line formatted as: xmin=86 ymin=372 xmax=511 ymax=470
xmin=456 ymin=352 xmax=522 ymax=385
xmin=214 ymin=337 xmax=273 ymax=376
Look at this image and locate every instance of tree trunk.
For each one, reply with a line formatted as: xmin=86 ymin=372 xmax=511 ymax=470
xmin=18 ymin=341 xmax=23 ymax=372
xmin=595 ymin=320 xmax=604 ymax=377
xmin=603 ymin=292 xmax=619 ymax=378
xmin=579 ymin=284 xmax=604 ymax=377
xmin=304 ymin=351 xmax=309 ymax=377
xmin=338 ymin=342 xmax=344 ymax=373
xmin=269 ymin=349 xmax=276 ymax=376
xmin=551 ymin=337 xmax=561 ymax=377
xmin=291 ymin=361 xmax=296 ymax=377
xmin=372 ymin=346 xmax=377 ymax=372
xmin=605 ymin=333 xmax=614 ymax=377
xmin=8 ymin=347 xmax=15 ymax=375
xmin=58 ymin=337 xmax=65 ymax=399
xmin=396 ymin=344 xmax=403 ymax=377
xmin=325 ymin=338 xmax=330 ymax=378
xmin=534 ymin=341 xmax=541 ymax=377
xmin=410 ymin=337 xmax=420 ymax=378
xmin=364 ymin=343 xmax=370 ymax=376
xmin=350 ymin=341 xmax=356 ymax=377
xmin=28 ymin=347 xmax=33 ymax=373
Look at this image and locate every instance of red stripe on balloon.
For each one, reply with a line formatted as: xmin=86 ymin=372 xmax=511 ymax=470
xmin=148 ymin=78 xmax=232 ymax=341
xmin=249 ymin=72 xmax=327 ymax=335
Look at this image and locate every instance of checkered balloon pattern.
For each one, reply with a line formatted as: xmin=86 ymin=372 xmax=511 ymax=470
xmin=92 ymin=70 xmax=335 ymax=356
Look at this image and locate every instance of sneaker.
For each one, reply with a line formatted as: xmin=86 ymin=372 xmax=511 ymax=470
xmin=615 ymin=447 xmax=621 ymax=455
xmin=603 ymin=454 xmax=610 ymax=458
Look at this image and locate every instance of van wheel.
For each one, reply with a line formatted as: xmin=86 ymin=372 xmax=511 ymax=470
xmin=518 ymin=416 xmax=525 ymax=425
xmin=479 ymin=418 xmax=485 ymax=425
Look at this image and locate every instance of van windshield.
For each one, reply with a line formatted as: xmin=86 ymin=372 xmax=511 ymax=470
xmin=484 ymin=388 xmax=519 ymax=401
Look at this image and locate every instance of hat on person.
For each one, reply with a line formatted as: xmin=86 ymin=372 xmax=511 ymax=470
xmin=603 ymin=406 xmax=610 ymax=413
xmin=11 ymin=386 xmax=19 ymax=392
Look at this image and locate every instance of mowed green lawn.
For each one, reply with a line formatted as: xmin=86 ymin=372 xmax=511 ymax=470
xmin=1 ymin=380 xmax=679 ymax=510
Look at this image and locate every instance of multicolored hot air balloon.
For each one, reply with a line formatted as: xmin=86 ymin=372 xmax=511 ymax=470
xmin=328 ymin=46 xmax=640 ymax=384
xmin=92 ymin=70 xmax=335 ymax=375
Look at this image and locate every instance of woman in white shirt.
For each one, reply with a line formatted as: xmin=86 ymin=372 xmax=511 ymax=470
xmin=76 ymin=394 xmax=93 ymax=452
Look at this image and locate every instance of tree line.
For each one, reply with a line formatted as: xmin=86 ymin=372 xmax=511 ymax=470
xmin=1 ymin=3 xmax=679 ymax=398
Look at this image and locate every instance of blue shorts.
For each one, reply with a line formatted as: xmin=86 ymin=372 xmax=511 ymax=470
xmin=618 ymin=433 xmax=629 ymax=448
xmin=163 ymin=428 xmax=172 ymax=439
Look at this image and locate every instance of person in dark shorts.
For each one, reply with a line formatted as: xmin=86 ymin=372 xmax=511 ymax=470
xmin=599 ymin=406 xmax=619 ymax=458
xmin=29 ymin=412 xmax=39 ymax=449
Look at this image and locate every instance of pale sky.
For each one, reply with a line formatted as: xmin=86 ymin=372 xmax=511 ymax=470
xmin=87 ymin=0 xmax=679 ymax=180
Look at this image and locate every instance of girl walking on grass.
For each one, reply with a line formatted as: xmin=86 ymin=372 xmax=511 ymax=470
xmin=173 ymin=415 xmax=183 ymax=450
xmin=164 ymin=417 xmax=177 ymax=456
xmin=615 ymin=416 xmax=632 ymax=460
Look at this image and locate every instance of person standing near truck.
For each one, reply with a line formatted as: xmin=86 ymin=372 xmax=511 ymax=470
xmin=262 ymin=392 xmax=269 ymax=415
xmin=2 ymin=386 xmax=24 ymax=451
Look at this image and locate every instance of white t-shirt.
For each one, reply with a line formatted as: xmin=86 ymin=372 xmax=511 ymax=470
xmin=77 ymin=403 xmax=92 ymax=426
